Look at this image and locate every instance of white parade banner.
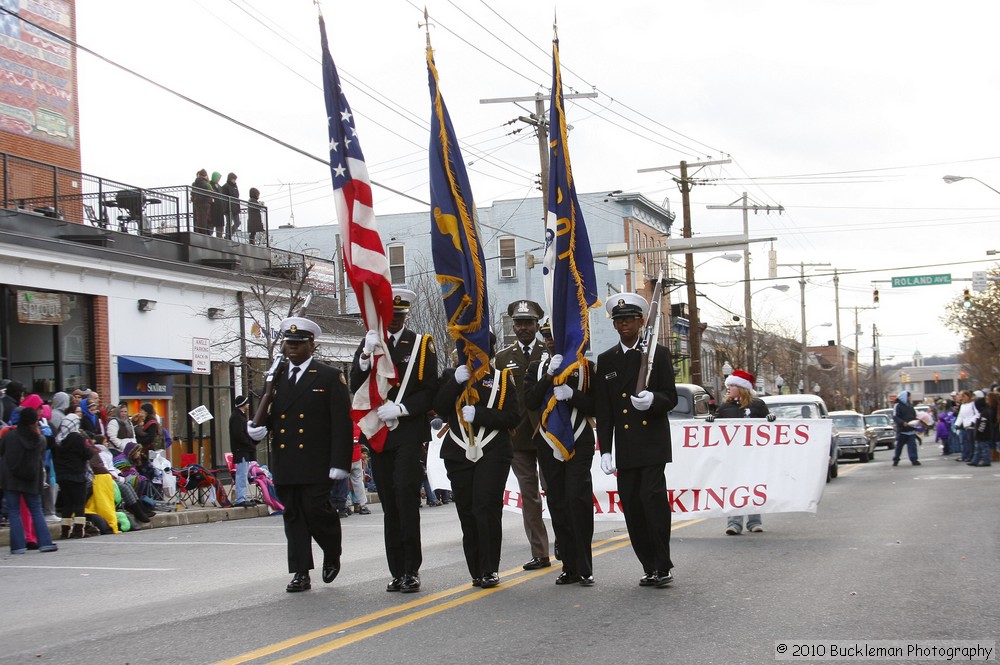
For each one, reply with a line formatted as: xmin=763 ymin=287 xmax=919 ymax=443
xmin=427 ymin=418 xmax=832 ymax=522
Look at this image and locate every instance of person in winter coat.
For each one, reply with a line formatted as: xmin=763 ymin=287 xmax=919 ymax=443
xmin=220 ymin=172 xmax=240 ymax=239
xmin=209 ymin=171 xmax=226 ymax=237
xmin=246 ymin=187 xmax=265 ymax=245
xmin=892 ymin=390 xmax=921 ymax=467
xmin=135 ymin=403 xmax=161 ymax=457
xmin=52 ymin=424 xmax=92 ymax=539
xmin=0 ymin=408 xmax=58 ymax=554
xmin=707 ymin=369 xmax=777 ymax=535
xmin=0 ymin=380 xmax=24 ymax=426
xmin=969 ymin=394 xmax=994 ymax=467
xmin=191 ymin=168 xmax=213 ymax=234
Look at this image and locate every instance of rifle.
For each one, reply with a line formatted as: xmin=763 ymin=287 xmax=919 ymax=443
xmin=636 ymin=269 xmax=665 ymax=393
xmin=250 ymin=291 xmax=313 ymax=427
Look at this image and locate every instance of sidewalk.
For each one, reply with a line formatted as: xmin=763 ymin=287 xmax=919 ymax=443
xmin=0 ymin=502 xmax=274 ymax=548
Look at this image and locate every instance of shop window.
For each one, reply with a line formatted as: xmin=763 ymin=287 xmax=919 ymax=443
xmin=499 ymin=237 xmax=516 ymax=279
xmin=388 ymin=244 xmax=405 ymax=284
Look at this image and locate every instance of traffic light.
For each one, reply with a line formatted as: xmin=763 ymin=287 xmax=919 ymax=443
xmin=963 ymin=288 xmax=972 ymax=309
xmin=934 ymin=372 xmax=939 ymax=381
xmin=873 ymin=288 xmax=879 ymax=306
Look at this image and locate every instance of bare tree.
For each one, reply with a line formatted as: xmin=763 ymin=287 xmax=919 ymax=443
xmin=945 ymin=268 xmax=1000 ymax=385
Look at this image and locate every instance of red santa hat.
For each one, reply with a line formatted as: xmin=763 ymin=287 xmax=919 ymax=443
xmin=725 ymin=369 xmax=755 ymax=391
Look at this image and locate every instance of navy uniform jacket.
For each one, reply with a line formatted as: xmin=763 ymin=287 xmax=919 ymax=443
xmin=433 ymin=368 xmax=519 ymax=462
xmin=524 ymin=356 xmax=597 ymax=452
xmin=349 ymin=329 xmax=438 ymax=452
xmin=493 ymin=344 xmax=545 ymax=451
xmin=594 ymin=344 xmax=678 ymax=469
xmin=266 ymin=360 xmax=354 ymax=485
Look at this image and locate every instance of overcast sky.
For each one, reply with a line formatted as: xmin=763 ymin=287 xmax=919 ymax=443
xmin=73 ymin=1 xmax=1000 ymax=364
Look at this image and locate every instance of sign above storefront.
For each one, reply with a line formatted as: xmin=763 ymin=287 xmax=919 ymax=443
xmin=17 ymin=291 xmax=67 ymax=325
xmin=119 ymin=373 xmax=174 ymax=399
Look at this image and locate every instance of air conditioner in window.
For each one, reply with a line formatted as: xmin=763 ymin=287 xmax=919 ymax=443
xmin=500 ymin=267 xmax=516 ymax=279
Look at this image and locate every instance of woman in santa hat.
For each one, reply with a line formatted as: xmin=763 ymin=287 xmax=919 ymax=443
xmin=708 ymin=368 xmax=775 ymax=535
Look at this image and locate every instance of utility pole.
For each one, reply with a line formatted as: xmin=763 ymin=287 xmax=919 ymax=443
xmin=480 ymin=91 xmax=598 ymax=222
xmin=778 ymin=261 xmax=830 ymax=393
xmin=872 ymin=322 xmax=881 ymax=409
xmin=706 ymin=193 xmax=783 ymax=375
xmin=638 ymin=158 xmax=731 ymax=386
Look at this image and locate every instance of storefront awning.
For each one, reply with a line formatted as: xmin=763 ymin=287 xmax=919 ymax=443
xmin=118 ymin=355 xmax=193 ymax=374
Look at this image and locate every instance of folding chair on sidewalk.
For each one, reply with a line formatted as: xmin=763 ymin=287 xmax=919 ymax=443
xmin=172 ymin=464 xmax=231 ymax=508
xmin=223 ymin=453 xmax=262 ymax=505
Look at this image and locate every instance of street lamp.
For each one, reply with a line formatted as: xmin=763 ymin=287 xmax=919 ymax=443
xmin=744 ymin=283 xmax=790 ymax=374
xmin=683 ymin=252 xmax=743 ymax=388
xmin=943 ymin=175 xmax=1000 ymax=197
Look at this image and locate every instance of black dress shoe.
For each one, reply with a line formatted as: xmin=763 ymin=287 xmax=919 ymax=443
xmin=555 ymin=572 xmax=581 ymax=585
xmin=322 ymin=558 xmax=340 ymax=584
xmin=639 ymin=573 xmax=656 ymax=587
xmin=400 ymin=573 xmax=421 ymax=593
xmin=386 ymin=577 xmax=403 ymax=592
xmin=286 ymin=573 xmax=311 ymax=593
xmin=578 ymin=575 xmax=595 ymax=587
xmin=652 ymin=570 xmax=674 ymax=588
xmin=479 ymin=573 xmax=500 ymax=588
xmin=471 ymin=577 xmax=482 ymax=588
xmin=522 ymin=557 xmax=551 ymax=570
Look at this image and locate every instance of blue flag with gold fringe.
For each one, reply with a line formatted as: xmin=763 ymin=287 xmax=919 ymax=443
xmin=541 ymin=34 xmax=600 ymax=460
xmin=427 ymin=45 xmax=491 ymax=386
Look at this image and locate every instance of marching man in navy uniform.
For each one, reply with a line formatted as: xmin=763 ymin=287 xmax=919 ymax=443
xmin=248 ymin=316 xmax=354 ymax=593
xmin=524 ymin=318 xmax=597 ymax=586
xmin=493 ymin=299 xmax=552 ymax=571
xmin=594 ymin=293 xmax=678 ymax=588
xmin=351 ymin=287 xmax=438 ymax=594
xmin=433 ymin=333 xmax=520 ymax=589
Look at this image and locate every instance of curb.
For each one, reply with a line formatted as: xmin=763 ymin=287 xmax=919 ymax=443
xmin=0 ymin=503 xmax=273 ymax=548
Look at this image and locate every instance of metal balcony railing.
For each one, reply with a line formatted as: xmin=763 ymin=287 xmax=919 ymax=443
xmin=0 ymin=152 xmax=269 ymax=247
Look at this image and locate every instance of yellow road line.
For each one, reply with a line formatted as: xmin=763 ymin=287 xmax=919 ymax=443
xmin=214 ymin=519 xmax=705 ymax=665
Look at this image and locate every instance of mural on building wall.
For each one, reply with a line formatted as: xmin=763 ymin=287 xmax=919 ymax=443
xmin=0 ymin=0 xmax=76 ymax=147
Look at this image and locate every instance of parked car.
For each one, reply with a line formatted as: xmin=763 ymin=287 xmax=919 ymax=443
xmin=829 ymin=410 xmax=876 ymax=463
xmin=670 ymin=383 xmax=712 ymax=419
xmin=864 ymin=413 xmax=896 ymax=450
xmin=761 ymin=393 xmax=838 ymax=482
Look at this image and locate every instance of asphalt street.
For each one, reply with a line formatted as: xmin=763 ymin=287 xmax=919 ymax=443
xmin=0 ymin=451 xmax=996 ymax=665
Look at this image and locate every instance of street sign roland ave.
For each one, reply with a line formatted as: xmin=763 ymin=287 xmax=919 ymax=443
xmin=891 ymin=274 xmax=951 ymax=288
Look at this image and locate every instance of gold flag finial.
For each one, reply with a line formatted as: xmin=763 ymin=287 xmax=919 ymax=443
xmin=553 ymin=10 xmax=558 ymax=40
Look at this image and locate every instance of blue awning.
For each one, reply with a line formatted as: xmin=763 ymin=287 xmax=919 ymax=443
xmin=118 ymin=355 xmax=193 ymax=374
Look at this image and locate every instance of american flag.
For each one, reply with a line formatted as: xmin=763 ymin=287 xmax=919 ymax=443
xmin=319 ymin=16 xmax=396 ymax=451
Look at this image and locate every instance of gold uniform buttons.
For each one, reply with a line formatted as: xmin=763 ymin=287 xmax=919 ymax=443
xmin=280 ymin=414 xmax=286 ymax=420
xmin=622 ymin=409 xmax=628 ymax=414
xmin=642 ymin=420 xmax=648 ymax=426
xmin=298 ymin=444 xmax=304 ymax=449
xmin=279 ymin=444 xmax=285 ymax=449
xmin=299 ymin=413 xmax=305 ymax=419
xmin=624 ymin=424 xmax=630 ymax=430
xmin=621 ymin=393 xmax=627 ymax=398
xmin=298 ymin=429 xmax=304 ymax=434
xmin=279 ymin=429 xmax=285 ymax=434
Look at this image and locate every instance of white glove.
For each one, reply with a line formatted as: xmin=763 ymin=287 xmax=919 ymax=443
xmin=329 ymin=467 xmax=349 ymax=481
xmin=553 ymin=384 xmax=573 ymax=401
xmin=706 ymin=414 xmax=716 ymax=422
xmin=454 ymin=365 xmax=472 ymax=383
xmin=363 ymin=330 xmax=379 ymax=355
xmin=600 ymin=452 xmax=616 ymax=475
xmin=461 ymin=405 xmax=476 ymax=423
xmin=377 ymin=403 xmax=403 ymax=421
xmin=630 ymin=390 xmax=653 ymax=411
xmin=766 ymin=413 xmax=777 ymax=422
xmin=546 ymin=354 xmax=563 ymax=375
xmin=247 ymin=423 xmax=268 ymax=441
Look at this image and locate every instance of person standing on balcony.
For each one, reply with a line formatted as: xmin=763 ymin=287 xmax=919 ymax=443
xmin=190 ymin=169 xmax=212 ymax=234
xmin=247 ymin=187 xmax=265 ymax=245
xmin=220 ymin=172 xmax=240 ymax=240
xmin=209 ymin=171 xmax=225 ymax=238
